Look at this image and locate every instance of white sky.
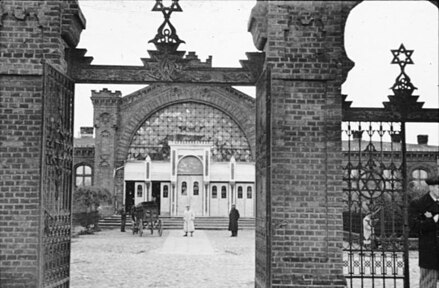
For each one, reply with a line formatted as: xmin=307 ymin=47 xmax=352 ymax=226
xmin=75 ymin=0 xmax=438 ymax=145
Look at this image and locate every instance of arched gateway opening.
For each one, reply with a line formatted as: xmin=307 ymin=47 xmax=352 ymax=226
xmin=121 ymin=99 xmax=255 ymax=218
xmin=0 ymin=1 xmax=438 ymax=288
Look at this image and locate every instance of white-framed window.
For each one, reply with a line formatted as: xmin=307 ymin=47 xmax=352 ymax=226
xmin=182 ymin=181 xmax=187 ymax=195
xmin=247 ymin=186 xmax=252 ymax=199
xmin=411 ymin=168 xmax=428 ymax=189
xmin=75 ymin=165 xmax=92 ymax=187
xmin=163 ymin=185 xmax=169 ymax=198
xmin=137 ymin=185 xmax=143 ymax=197
xmin=237 ymin=186 xmax=243 ymax=199
xmin=193 ymin=182 xmax=199 ymax=196
xmin=221 ymin=186 xmax=227 ymax=199
xmin=212 ymin=186 xmax=217 ymax=198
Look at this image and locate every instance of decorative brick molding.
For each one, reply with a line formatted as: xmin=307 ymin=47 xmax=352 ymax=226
xmin=92 ymin=88 xmax=121 ymax=193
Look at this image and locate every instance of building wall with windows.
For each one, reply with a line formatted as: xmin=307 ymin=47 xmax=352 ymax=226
xmin=73 ymin=86 xmax=438 ymax=218
xmin=73 ymin=83 xmax=256 ymax=217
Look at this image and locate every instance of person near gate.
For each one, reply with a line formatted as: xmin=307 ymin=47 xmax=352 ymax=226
xmin=120 ymin=207 xmax=127 ymax=232
xmin=229 ymin=204 xmax=240 ymax=237
xmin=183 ymin=205 xmax=195 ymax=237
xmin=409 ymin=175 xmax=439 ymax=288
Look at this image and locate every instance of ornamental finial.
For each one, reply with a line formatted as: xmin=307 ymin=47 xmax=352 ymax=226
xmin=149 ymin=0 xmax=185 ymax=53
xmin=390 ymin=44 xmax=416 ymax=93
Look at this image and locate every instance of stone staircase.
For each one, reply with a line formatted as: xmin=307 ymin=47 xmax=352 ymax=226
xmin=98 ymin=215 xmax=255 ymax=230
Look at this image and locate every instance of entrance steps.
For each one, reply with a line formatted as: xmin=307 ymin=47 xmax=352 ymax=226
xmin=98 ymin=215 xmax=255 ymax=230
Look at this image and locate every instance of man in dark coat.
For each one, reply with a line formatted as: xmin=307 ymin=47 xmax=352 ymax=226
xmin=409 ymin=175 xmax=439 ymax=288
xmin=228 ymin=204 xmax=240 ymax=237
xmin=120 ymin=208 xmax=127 ymax=232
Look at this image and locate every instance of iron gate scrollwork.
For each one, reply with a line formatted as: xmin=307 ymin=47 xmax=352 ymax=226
xmin=342 ymin=45 xmax=439 ymax=288
xmin=40 ymin=63 xmax=75 ymax=287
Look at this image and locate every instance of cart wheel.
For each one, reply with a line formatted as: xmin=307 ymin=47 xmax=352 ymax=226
xmin=158 ymin=220 xmax=163 ymax=237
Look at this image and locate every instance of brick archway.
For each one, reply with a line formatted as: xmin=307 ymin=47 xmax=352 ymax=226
xmin=3 ymin=1 xmax=438 ymax=287
xmin=115 ymin=84 xmax=256 ymax=164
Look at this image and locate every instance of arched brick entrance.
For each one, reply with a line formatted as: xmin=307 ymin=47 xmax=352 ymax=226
xmin=2 ymin=1 xmax=437 ymax=287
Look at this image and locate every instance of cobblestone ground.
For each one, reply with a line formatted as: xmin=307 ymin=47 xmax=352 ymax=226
xmin=71 ymin=229 xmax=433 ymax=288
xmin=70 ymin=229 xmax=255 ymax=288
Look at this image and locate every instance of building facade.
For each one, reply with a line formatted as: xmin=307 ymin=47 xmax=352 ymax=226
xmin=74 ymin=81 xmax=256 ymax=217
xmin=73 ymin=82 xmax=439 ymax=219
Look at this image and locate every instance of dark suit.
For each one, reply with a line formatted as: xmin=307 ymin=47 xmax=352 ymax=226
xmin=228 ymin=207 xmax=240 ymax=236
xmin=409 ymin=193 xmax=439 ymax=270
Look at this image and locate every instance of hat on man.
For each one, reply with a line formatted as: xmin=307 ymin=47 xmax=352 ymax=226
xmin=425 ymin=176 xmax=439 ymax=185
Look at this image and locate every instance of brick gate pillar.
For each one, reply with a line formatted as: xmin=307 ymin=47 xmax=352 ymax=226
xmin=249 ymin=1 xmax=360 ymax=287
xmin=0 ymin=1 xmax=84 ymax=286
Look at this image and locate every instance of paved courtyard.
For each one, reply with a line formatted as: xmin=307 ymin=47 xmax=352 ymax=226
xmin=70 ymin=229 xmax=255 ymax=288
xmin=71 ymin=229 xmax=432 ymax=288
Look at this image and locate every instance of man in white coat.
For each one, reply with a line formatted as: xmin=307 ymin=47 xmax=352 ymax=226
xmin=183 ymin=205 xmax=195 ymax=237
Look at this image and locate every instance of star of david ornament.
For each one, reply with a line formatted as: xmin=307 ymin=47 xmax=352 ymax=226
xmin=358 ymin=170 xmax=385 ymax=199
xmin=149 ymin=0 xmax=185 ymax=52
xmin=391 ymin=44 xmax=414 ymax=70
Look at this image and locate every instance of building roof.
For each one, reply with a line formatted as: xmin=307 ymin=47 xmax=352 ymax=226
xmin=73 ymin=136 xmax=437 ymax=153
xmin=342 ymin=140 xmax=438 ymax=152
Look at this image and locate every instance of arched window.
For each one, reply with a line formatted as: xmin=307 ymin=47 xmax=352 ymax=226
xmin=75 ymin=165 xmax=92 ymax=187
xmin=163 ymin=185 xmax=168 ymax=198
xmin=181 ymin=181 xmax=187 ymax=195
xmin=137 ymin=185 xmax=143 ymax=197
xmin=221 ymin=186 xmax=227 ymax=199
xmin=127 ymin=102 xmax=252 ymax=162
xmin=383 ymin=169 xmax=401 ymax=190
xmin=411 ymin=169 xmax=428 ymax=189
xmin=212 ymin=186 xmax=217 ymax=198
xmin=237 ymin=186 xmax=243 ymax=199
xmin=247 ymin=186 xmax=252 ymax=199
xmin=193 ymin=182 xmax=199 ymax=196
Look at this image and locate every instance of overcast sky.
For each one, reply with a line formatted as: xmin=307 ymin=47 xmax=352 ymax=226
xmin=75 ymin=0 xmax=438 ymax=145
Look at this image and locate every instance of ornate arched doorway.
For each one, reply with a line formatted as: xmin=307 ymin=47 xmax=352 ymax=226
xmin=176 ymin=156 xmax=203 ymax=215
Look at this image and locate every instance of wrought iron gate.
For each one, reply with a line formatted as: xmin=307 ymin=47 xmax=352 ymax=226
xmin=342 ymin=45 xmax=439 ymax=288
xmin=40 ymin=63 xmax=75 ymax=287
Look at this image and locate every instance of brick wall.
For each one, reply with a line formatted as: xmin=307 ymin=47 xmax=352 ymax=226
xmin=250 ymin=1 xmax=360 ymax=287
xmin=0 ymin=76 xmax=43 ymax=286
xmin=0 ymin=1 xmax=84 ymax=286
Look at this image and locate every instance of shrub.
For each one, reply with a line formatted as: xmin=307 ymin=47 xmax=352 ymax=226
xmin=72 ymin=186 xmax=112 ymax=232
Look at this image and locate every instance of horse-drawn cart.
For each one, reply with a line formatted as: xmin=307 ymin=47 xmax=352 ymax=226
xmin=131 ymin=201 xmax=162 ymax=237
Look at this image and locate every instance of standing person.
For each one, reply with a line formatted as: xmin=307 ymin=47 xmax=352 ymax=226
xmin=409 ymin=175 xmax=439 ymax=288
xmin=183 ymin=205 xmax=195 ymax=237
xmin=120 ymin=207 xmax=126 ymax=232
xmin=229 ymin=204 xmax=240 ymax=237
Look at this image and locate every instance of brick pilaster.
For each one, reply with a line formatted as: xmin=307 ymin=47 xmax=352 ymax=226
xmin=250 ymin=1 xmax=360 ymax=287
xmin=91 ymin=89 xmax=122 ymax=195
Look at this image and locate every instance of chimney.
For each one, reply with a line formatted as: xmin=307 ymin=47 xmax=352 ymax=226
xmin=390 ymin=132 xmax=401 ymax=143
xmin=80 ymin=127 xmax=94 ymax=138
xmin=352 ymin=130 xmax=363 ymax=140
xmin=417 ymin=134 xmax=428 ymax=145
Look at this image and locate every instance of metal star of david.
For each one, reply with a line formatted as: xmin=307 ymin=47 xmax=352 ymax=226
xmin=391 ymin=44 xmax=414 ymax=69
xmin=152 ymin=0 xmax=182 ymax=13
xmin=358 ymin=171 xmax=385 ymax=199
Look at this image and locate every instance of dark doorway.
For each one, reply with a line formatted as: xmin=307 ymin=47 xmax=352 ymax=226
xmin=125 ymin=181 xmax=135 ymax=212
xmin=152 ymin=181 xmax=161 ymax=214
